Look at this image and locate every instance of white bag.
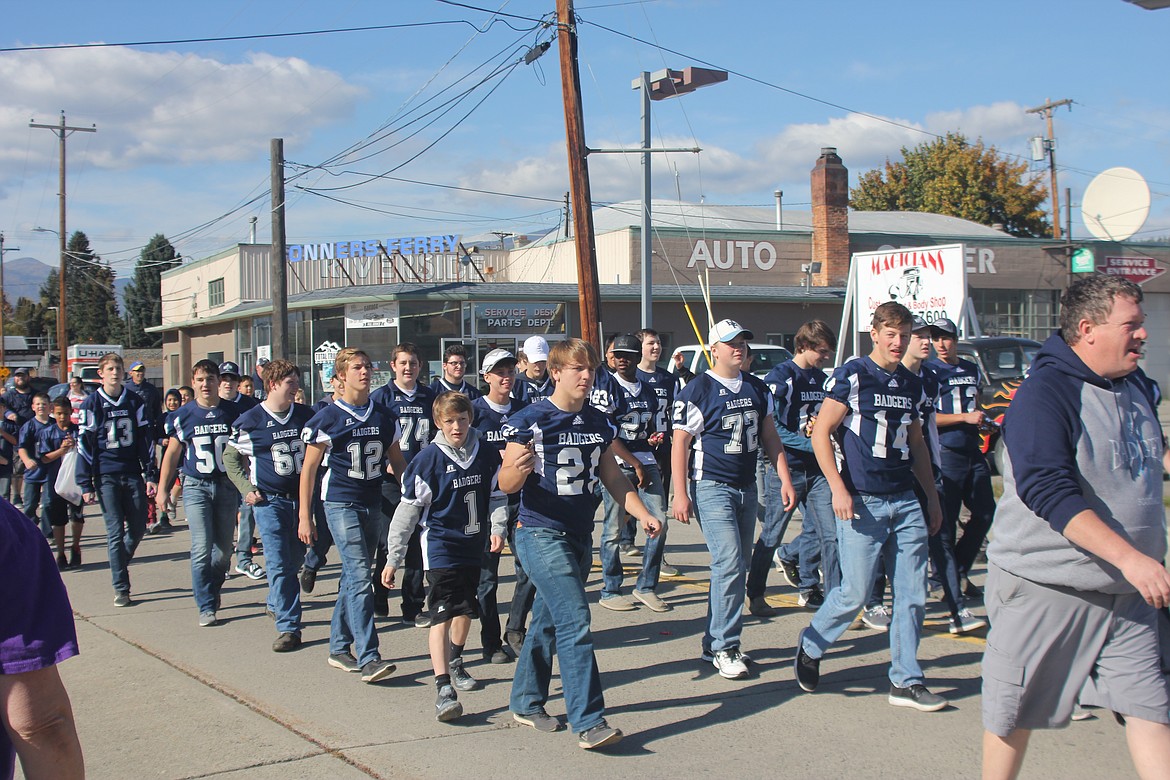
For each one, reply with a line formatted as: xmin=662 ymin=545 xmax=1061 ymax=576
xmin=55 ymin=449 xmax=84 ymax=506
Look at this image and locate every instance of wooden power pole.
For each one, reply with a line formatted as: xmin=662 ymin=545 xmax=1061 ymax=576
xmin=1027 ymin=98 xmax=1072 ymax=240
xmin=556 ymin=0 xmax=603 ymax=350
xmin=270 ymin=139 xmax=288 ymax=361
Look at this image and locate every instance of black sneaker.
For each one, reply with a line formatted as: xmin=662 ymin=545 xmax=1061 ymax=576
xmin=272 ymin=633 xmax=302 ymax=653
xmin=504 ymin=630 xmax=525 ymax=657
xmin=774 ymin=553 xmax=800 ymax=588
xmin=794 ymin=627 xmax=820 ymax=693
xmin=299 ymin=567 xmax=317 ymax=594
xmin=964 ymin=579 xmax=984 ymax=600
xmin=373 ymin=594 xmax=389 ymax=618
xmin=435 ymin=684 xmax=463 ymax=722
xmin=888 ymin=683 xmax=948 ymax=712
xmin=798 ymin=587 xmax=825 ymax=609
xmin=484 ymin=647 xmax=511 ymax=664
xmin=328 ymin=652 xmax=361 ymax=672
xmin=578 ymin=721 xmax=622 ymax=750
xmin=360 ymin=659 xmax=396 ymax=684
xmin=414 ymin=613 xmax=432 ymax=629
xmin=512 ymin=708 xmax=564 ymax=733
xmin=450 ymin=658 xmax=480 ymax=691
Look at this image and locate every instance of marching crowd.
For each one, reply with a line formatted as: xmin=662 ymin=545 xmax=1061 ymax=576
xmin=4 ymin=273 xmax=1169 ymax=777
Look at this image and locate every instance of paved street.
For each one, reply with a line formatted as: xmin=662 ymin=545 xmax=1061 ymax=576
xmin=28 ymin=499 xmax=1151 ymax=780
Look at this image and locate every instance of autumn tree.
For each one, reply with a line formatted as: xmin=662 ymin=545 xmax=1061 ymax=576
xmin=123 ymin=234 xmax=180 ymax=347
xmin=851 ymin=132 xmax=1050 ymax=238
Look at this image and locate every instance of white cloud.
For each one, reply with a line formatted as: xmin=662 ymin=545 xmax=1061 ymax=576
xmin=0 ymin=46 xmax=365 ymax=169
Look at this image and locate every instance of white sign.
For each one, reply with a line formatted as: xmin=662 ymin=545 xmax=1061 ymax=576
xmin=345 ymin=301 xmax=399 ymax=328
xmin=688 ymin=240 xmax=777 ymax=271
xmin=853 ymin=243 xmax=967 ymax=331
xmin=314 ymin=340 xmax=341 ymax=366
xmin=256 ymin=345 xmax=271 ymax=361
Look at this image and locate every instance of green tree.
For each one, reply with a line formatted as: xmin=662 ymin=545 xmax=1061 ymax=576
xmin=9 ymin=296 xmax=46 ymax=339
xmin=39 ymin=230 xmax=122 ymax=346
xmin=851 ymin=132 xmax=1050 ymax=238
xmin=123 ymin=234 xmax=180 ymax=347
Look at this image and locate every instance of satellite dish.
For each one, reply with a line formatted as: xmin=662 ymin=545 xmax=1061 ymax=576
xmin=1081 ymin=167 xmax=1150 ymax=241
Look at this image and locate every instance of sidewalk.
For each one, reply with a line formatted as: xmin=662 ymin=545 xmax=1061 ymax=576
xmin=32 ymin=503 xmax=1143 ymax=779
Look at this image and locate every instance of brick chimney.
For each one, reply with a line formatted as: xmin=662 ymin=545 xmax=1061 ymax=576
xmin=810 ymin=147 xmax=849 ymax=287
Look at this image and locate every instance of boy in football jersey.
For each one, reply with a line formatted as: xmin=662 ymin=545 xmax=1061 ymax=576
xmin=17 ymin=392 xmax=54 ymax=536
xmin=927 ymin=318 xmax=997 ymax=602
xmin=636 ymin=328 xmax=680 ymax=577
xmin=39 ymin=397 xmax=81 ymax=570
xmin=300 ymin=348 xmax=405 ymax=683
xmin=219 ymin=361 xmax=265 ymax=582
xmin=793 ymin=302 xmax=947 ymax=712
xmin=430 ymin=344 xmax=482 ymax=399
xmin=672 ymin=320 xmax=796 ymax=680
xmin=747 ymin=320 xmax=837 ymax=617
xmin=298 ymin=374 xmax=342 ymax=594
xmin=224 ymin=359 xmax=313 ymax=652
xmin=596 ymin=334 xmax=670 ymax=614
xmin=511 ymin=335 xmax=555 ymax=404
xmin=471 ymin=349 xmax=531 ymax=663
xmin=371 ymin=343 xmax=436 ymax=624
xmin=156 ymin=360 xmax=241 ymax=626
xmin=383 ymin=392 xmax=506 ymax=721
xmin=501 ymin=338 xmax=661 ymax=750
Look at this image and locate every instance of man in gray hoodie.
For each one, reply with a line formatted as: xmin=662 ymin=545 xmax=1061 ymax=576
xmin=982 ymin=274 xmax=1170 ymax=779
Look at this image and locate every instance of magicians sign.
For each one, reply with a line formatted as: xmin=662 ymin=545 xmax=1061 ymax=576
xmin=852 ymin=243 xmax=967 ymax=331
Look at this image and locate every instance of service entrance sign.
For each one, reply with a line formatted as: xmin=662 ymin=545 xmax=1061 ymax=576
xmin=1102 ymin=256 xmax=1166 ymax=285
xmin=852 ymin=243 xmax=967 ymax=330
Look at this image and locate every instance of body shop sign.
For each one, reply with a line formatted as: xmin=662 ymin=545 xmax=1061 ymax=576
xmin=853 ymin=243 xmax=967 ymax=331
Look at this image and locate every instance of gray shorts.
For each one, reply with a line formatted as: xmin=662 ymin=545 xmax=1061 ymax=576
xmin=982 ymin=563 xmax=1170 ymax=736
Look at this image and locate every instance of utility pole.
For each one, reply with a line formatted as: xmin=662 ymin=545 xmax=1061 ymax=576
xmin=1026 ymin=98 xmax=1072 ymax=240
xmin=270 ymin=139 xmax=288 ymax=362
xmin=30 ymin=111 xmax=96 ymax=381
xmin=556 ymin=0 xmax=602 ymax=350
xmin=0 ymin=233 xmax=18 ymax=369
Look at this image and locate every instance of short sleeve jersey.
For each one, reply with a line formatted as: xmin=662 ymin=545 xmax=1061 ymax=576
xmin=501 ymin=399 xmax=616 ymax=540
xmin=430 ymin=377 xmax=483 ymax=400
xmin=471 ymin=395 xmax=527 ymax=454
xmin=596 ymin=370 xmax=658 ymax=465
xmin=910 ymin=364 xmax=942 ymax=470
xmin=36 ymin=424 xmax=76 ymax=484
xmin=400 ymin=438 xmax=502 ymax=569
xmin=228 ymin=403 xmax=314 ymax=496
xmin=370 ymin=383 xmax=435 ymax=466
xmin=764 ymin=360 xmax=828 ymax=472
xmin=512 ymin=374 xmax=555 ymax=405
xmin=823 ymin=356 xmax=924 ymax=495
xmin=169 ymin=400 xmax=241 ymax=479
xmin=18 ymin=418 xmax=54 ymax=483
xmin=226 ymin=392 xmax=261 ymax=413
xmin=673 ymin=370 xmax=774 ymax=487
xmin=301 ymin=398 xmax=401 ymax=504
xmin=925 ymin=357 xmax=982 ymax=452
xmin=636 ymin=365 xmax=676 ymax=450
xmin=77 ymin=387 xmax=155 ymax=490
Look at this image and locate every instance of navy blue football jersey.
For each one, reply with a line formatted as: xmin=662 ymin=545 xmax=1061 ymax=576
xmin=0 ymin=417 xmax=18 ymax=477
xmin=765 ymin=360 xmax=828 ymax=472
xmin=588 ymin=368 xmax=631 ymax=420
xmin=925 ymin=357 xmax=982 ymax=452
xmin=169 ymin=400 xmax=241 ymax=479
xmin=673 ymin=370 xmax=774 ymax=487
xmin=909 ymin=364 xmax=941 ymax=469
xmin=598 ymin=371 xmax=658 ymax=464
xmin=512 ymin=373 xmax=555 ymax=405
xmin=430 ymin=377 xmax=483 ymax=400
xmin=18 ymin=418 xmax=54 ymax=483
xmin=302 ymin=398 xmax=401 ymax=503
xmin=225 ymin=391 xmax=261 ymax=412
xmin=228 ymin=403 xmax=314 ymax=496
xmin=370 ymin=382 xmax=434 ymax=466
xmin=77 ymin=387 xmax=156 ymax=492
xmin=636 ymin=365 xmax=675 ymax=450
xmin=401 ymin=438 xmax=502 ymax=569
xmin=823 ymin=357 xmax=924 ymax=495
xmin=37 ymin=423 xmax=77 ymax=486
xmin=501 ymin=399 xmax=616 ymax=540
xmin=471 ymin=395 xmax=527 ymax=454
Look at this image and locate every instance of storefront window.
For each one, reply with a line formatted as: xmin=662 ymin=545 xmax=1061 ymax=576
xmin=396 ymin=301 xmax=463 ymax=383
xmin=971 ymin=289 xmax=1059 ymax=342
xmin=309 ymin=307 xmax=345 ymax=403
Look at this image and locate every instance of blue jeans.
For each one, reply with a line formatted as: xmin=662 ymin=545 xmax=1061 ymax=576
xmin=253 ymin=496 xmax=304 ymax=635
xmin=236 ymin=500 xmax=256 ymax=564
xmin=96 ymin=474 xmax=148 ymax=595
xmin=323 ymin=500 xmax=382 ymax=667
xmin=23 ymin=480 xmax=46 ymax=536
xmin=802 ymin=490 xmax=929 ymax=688
xmin=747 ymin=466 xmax=835 ymax=598
xmin=510 ymin=526 xmax=606 ymax=733
xmin=504 ymin=504 xmax=535 ymax=636
xmin=691 ymin=479 xmax=756 ymax=654
xmin=600 ymin=462 xmax=668 ymax=598
xmin=184 ymin=475 xmax=240 ymax=614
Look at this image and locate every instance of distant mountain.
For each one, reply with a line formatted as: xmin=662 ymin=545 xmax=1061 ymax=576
xmin=3 ymin=255 xmax=131 ymax=306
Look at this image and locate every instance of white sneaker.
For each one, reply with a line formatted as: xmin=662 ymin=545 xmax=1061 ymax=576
xmin=712 ymin=648 xmax=749 ymax=680
xmin=861 ymin=604 xmax=892 ymax=632
xmin=949 ymin=608 xmax=988 ymax=634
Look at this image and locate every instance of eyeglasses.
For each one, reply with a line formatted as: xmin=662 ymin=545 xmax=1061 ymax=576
xmin=446 ymin=360 xmax=466 ymax=367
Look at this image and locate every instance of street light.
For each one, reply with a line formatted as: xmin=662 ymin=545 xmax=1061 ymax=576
xmin=632 ymin=67 xmax=728 ymax=328
xmin=33 ymin=226 xmax=67 ymax=381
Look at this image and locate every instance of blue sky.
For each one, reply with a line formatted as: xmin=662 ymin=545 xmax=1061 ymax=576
xmin=2 ymin=0 xmax=1168 ymax=277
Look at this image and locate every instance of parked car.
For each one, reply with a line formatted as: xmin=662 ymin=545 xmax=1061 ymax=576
xmin=669 ymin=343 xmax=794 ymax=381
xmin=955 ymin=336 xmax=1041 ymax=474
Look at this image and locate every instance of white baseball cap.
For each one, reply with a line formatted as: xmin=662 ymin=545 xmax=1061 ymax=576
xmin=522 ymin=335 xmax=550 ymax=363
xmin=708 ymin=319 xmax=754 ymax=346
xmin=481 ymin=349 xmax=517 ymax=374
